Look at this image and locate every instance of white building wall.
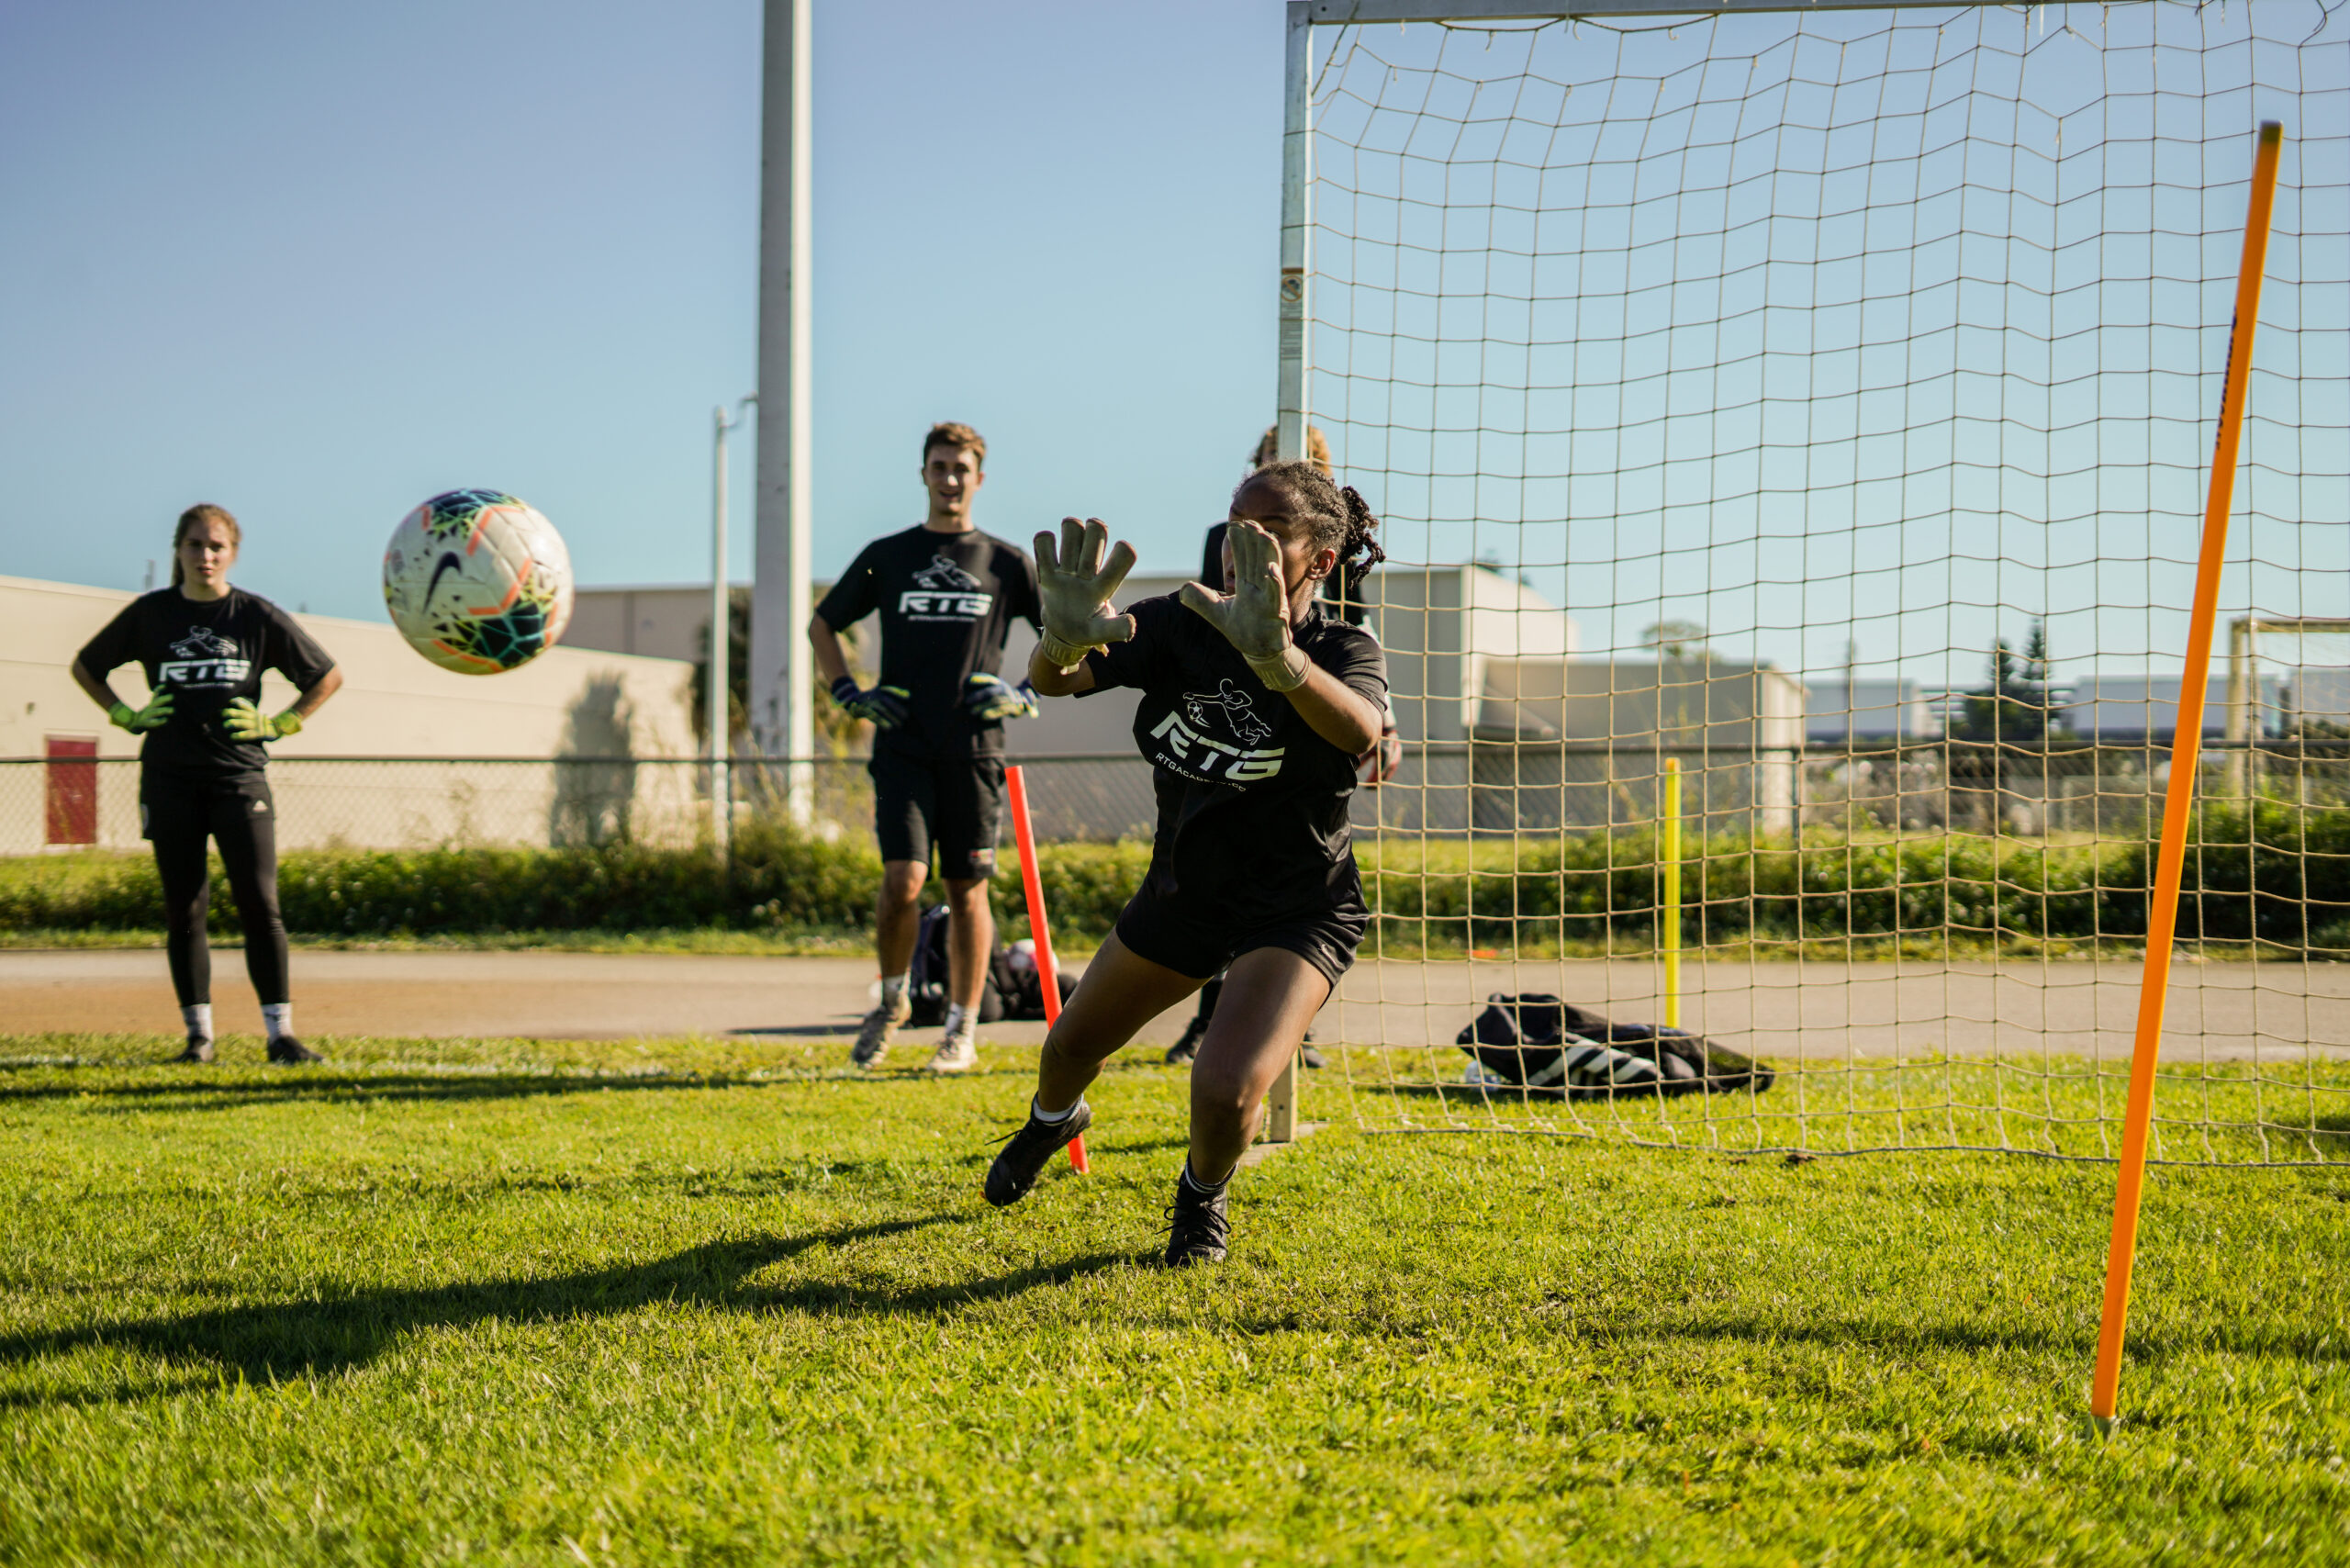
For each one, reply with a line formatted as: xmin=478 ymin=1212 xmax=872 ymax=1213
xmin=1 ymin=575 xmax=697 ymax=854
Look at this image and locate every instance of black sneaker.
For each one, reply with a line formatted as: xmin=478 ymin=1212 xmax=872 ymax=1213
xmin=1165 ymin=1014 xmax=1206 ymax=1066
xmin=173 ymin=1036 xmax=214 ymax=1064
xmin=983 ymin=1102 xmax=1092 ymax=1207
xmin=1160 ymin=1171 xmax=1230 ymax=1267
xmin=266 ymin=1036 xmax=322 ymax=1065
xmin=1299 ymin=1044 xmax=1326 ymax=1070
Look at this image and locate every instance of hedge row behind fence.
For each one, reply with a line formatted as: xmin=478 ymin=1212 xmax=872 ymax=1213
xmin=5 ymin=804 xmax=2346 ymax=952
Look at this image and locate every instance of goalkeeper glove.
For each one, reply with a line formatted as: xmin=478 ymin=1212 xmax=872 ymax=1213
xmin=1033 ymin=517 xmax=1137 ymax=669
xmin=223 ymin=698 xmax=303 ymax=742
xmin=106 ymin=690 xmax=175 ymax=734
xmin=830 ymin=677 xmax=911 ymax=730
xmin=962 ymin=673 xmax=1039 ymax=722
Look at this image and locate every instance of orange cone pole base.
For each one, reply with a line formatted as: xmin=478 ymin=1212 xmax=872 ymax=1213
xmin=1007 ymin=765 xmax=1086 ymax=1173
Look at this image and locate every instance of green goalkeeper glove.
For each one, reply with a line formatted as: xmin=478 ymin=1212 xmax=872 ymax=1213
xmin=224 ymin=698 xmax=304 ymax=742
xmin=106 ymin=690 xmax=175 ymax=734
xmin=1033 ymin=517 xmax=1137 ymax=669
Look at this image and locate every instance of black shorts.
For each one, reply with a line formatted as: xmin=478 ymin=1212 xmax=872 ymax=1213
xmin=869 ymin=751 xmax=1005 ymax=880
xmin=1115 ymin=884 xmax=1366 ymax=991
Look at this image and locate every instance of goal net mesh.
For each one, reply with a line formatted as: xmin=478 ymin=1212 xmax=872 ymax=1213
xmin=1305 ymin=0 xmax=2350 ymax=1162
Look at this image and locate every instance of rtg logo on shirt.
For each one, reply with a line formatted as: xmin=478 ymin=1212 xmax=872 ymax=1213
xmin=898 ymin=554 xmax=993 ymax=622
xmin=1149 ymin=680 xmax=1285 ymax=783
xmin=159 ymin=627 xmax=252 ymax=689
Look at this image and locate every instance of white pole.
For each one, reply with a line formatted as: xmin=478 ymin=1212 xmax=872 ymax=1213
xmin=1265 ymin=2 xmax=1315 ymax=1146
xmin=1275 ymin=2 xmax=1314 ymax=469
xmin=752 ymin=0 xmax=815 ymax=816
xmin=711 ymin=405 xmax=734 ymax=857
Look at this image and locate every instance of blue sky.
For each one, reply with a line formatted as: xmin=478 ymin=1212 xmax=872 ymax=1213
xmin=5 ymin=1 xmax=2343 ymax=699
xmin=0 ymin=0 xmax=1284 ymax=620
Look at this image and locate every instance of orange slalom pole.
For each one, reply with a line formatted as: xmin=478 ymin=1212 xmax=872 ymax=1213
xmin=2090 ymin=120 xmax=2282 ymax=1433
xmin=1006 ymin=765 xmax=1088 ymax=1173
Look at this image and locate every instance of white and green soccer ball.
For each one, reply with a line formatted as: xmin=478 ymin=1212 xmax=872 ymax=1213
xmin=382 ymin=489 xmax=576 ymax=675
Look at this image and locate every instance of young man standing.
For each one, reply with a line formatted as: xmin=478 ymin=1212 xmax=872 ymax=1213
xmin=810 ymin=422 xmax=1042 ymax=1072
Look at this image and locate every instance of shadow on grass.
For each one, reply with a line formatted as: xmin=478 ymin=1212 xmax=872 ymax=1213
xmin=0 ymin=1070 xmax=813 ymax=1113
xmin=0 ymin=1217 xmax=1135 ymax=1406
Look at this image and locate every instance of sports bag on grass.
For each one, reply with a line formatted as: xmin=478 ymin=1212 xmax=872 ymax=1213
xmin=906 ymin=905 xmax=1076 ymax=1026
xmin=1455 ymin=992 xmax=1774 ymax=1098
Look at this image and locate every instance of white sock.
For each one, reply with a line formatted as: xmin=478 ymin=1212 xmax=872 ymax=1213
xmin=1032 ymin=1095 xmax=1083 ymax=1125
xmin=880 ymin=972 xmax=910 ymax=1005
xmin=182 ymin=1003 xmax=213 ymax=1041
xmin=262 ymin=1002 xmax=293 ymax=1043
xmin=1181 ymin=1159 xmax=1230 ymax=1195
xmin=943 ymin=1003 xmax=970 ymax=1038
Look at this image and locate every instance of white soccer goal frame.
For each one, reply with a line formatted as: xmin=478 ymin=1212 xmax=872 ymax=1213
xmin=1266 ymin=0 xmax=2023 ymax=1144
xmin=1263 ymin=0 xmax=2334 ymax=1148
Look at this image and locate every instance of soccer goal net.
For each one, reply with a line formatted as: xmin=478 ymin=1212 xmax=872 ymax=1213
xmin=1293 ymin=0 xmax=2350 ymax=1162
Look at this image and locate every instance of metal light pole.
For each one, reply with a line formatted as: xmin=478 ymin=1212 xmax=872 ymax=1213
xmin=752 ymin=0 xmax=815 ymax=820
xmin=711 ymin=396 xmax=756 ymax=857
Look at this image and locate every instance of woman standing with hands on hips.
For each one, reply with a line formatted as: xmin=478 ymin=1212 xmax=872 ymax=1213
xmin=73 ymin=505 xmax=342 ymax=1063
xmin=982 ymin=460 xmax=1387 ymax=1265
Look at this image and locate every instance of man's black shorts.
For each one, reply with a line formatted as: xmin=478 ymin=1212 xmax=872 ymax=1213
xmin=869 ymin=751 xmax=1005 ymax=879
xmin=1115 ymin=884 xmax=1365 ymax=992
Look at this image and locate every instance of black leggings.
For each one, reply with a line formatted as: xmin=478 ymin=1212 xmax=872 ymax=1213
xmin=143 ymin=776 xmax=290 ymax=1008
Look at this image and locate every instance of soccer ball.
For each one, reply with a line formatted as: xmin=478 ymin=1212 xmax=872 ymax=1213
xmin=382 ymin=489 xmax=575 ymax=675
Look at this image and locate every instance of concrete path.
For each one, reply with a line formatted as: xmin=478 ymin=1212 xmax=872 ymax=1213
xmin=3 ymin=949 xmax=2345 ymax=1061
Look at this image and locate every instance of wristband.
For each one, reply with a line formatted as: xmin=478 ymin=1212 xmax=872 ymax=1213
xmin=107 ymin=701 xmax=135 ymax=729
xmin=1036 ymin=633 xmax=1095 ymax=672
xmin=1248 ymin=646 xmax=1310 ymax=693
xmin=274 ymin=710 xmax=304 ymax=737
xmin=830 ymin=677 xmax=861 ymax=708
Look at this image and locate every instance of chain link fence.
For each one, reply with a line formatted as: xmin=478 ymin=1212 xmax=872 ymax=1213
xmin=9 ymin=743 xmax=2349 ymax=857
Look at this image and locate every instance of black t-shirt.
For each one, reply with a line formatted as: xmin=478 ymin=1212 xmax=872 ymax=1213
xmin=814 ymin=525 xmax=1043 ymax=759
xmin=76 ymin=588 xmax=337 ymax=783
xmin=1082 ymin=594 xmax=1387 ymax=925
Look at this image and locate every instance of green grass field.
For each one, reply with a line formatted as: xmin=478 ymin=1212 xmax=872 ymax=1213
xmin=4 ymin=1033 xmax=2346 ymax=1565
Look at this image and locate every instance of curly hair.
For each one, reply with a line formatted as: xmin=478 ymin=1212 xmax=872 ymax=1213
xmin=1248 ymin=423 xmax=1332 ymax=476
xmin=1238 ymin=459 xmax=1385 ymax=610
xmin=170 ymin=504 xmax=240 ymax=588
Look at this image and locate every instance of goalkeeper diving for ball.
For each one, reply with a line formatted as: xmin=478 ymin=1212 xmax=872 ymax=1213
xmin=984 ymin=461 xmax=1388 ymax=1265
xmin=809 ymin=421 xmax=1044 ymax=1073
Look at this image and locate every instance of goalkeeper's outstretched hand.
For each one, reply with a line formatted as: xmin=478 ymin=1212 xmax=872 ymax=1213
xmin=1178 ymin=520 xmax=1310 ymax=691
xmin=1033 ymin=517 xmax=1137 ymax=669
xmin=223 ymin=697 xmax=302 ymax=741
xmin=106 ymin=690 xmax=175 ymax=734
xmin=830 ymin=678 xmax=911 ymax=730
xmin=962 ymin=673 xmax=1039 ymax=722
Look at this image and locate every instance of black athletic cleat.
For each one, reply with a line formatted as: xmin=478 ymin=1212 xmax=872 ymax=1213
xmin=982 ymin=1102 xmax=1092 ymax=1208
xmin=1161 ymin=1172 xmax=1230 ymax=1267
xmin=266 ymin=1036 xmax=322 ymax=1065
xmin=173 ymin=1036 xmax=214 ymax=1064
xmin=1165 ymin=1014 xmax=1206 ymax=1066
xmin=1299 ymin=1043 xmax=1326 ymax=1070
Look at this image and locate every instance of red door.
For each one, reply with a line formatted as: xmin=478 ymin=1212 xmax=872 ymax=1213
xmin=45 ymin=736 xmax=98 ymax=846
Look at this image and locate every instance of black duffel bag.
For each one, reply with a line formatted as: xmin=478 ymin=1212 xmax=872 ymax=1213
xmin=1455 ymin=992 xmax=1774 ymax=1098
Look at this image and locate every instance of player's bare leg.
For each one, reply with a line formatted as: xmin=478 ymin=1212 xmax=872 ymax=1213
xmin=1160 ymin=947 xmax=1329 ymax=1266
xmin=856 ymin=858 xmax=927 ymax=1067
xmin=983 ymin=934 xmax=1202 ymax=1206
xmin=925 ymin=876 xmax=994 ymax=1073
xmin=1185 ymin=947 xmax=1328 ymax=1181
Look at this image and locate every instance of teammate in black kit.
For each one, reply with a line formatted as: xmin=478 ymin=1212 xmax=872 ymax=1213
xmin=71 ymin=504 xmax=342 ymax=1063
xmin=983 ymin=459 xmax=1388 ymax=1265
xmin=810 ymin=422 xmax=1043 ymax=1073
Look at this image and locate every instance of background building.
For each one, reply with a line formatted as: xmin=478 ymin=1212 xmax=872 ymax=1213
xmin=3 ymin=575 xmax=697 ymax=855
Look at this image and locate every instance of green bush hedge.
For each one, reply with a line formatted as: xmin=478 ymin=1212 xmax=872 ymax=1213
xmin=5 ymin=802 xmax=2344 ymax=953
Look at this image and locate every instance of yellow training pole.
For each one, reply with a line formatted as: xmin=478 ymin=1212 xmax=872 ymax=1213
xmin=1662 ymin=757 xmax=1683 ymax=1030
xmin=2090 ymin=120 xmax=2283 ymax=1433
